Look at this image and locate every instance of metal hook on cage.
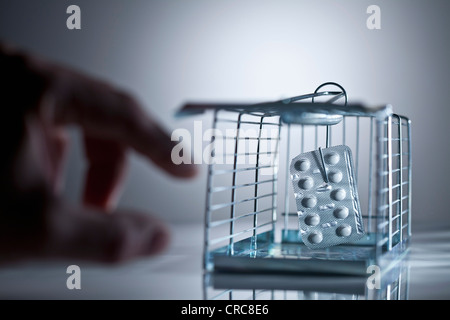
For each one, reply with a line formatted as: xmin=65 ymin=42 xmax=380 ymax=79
xmin=312 ymin=82 xmax=348 ymax=106
xmin=311 ymin=82 xmax=348 ymax=148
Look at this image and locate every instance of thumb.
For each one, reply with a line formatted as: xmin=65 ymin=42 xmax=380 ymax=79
xmin=44 ymin=203 xmax=170 ymax=263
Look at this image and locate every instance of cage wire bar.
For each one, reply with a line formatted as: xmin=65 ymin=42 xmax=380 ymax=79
xmin=176 ymin=82 xmax=412 ymax=299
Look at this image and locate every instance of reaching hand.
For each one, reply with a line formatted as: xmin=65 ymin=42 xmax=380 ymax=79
xmin=0 ymin=43 xmax=197 ymax=264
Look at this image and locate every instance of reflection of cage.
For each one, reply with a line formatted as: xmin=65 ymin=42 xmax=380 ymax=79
xmin=203 ymin=261 xmax=410 ymax=300
xmin=177 ymin=82 xmax=412 ymax=298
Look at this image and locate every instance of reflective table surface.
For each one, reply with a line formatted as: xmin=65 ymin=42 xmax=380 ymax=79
xmin=0 ymin=223 xmax=449 ymax=299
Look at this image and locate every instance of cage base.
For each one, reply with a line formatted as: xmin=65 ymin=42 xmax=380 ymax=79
xmin=206 ymin=230 xmax=408 ymax=277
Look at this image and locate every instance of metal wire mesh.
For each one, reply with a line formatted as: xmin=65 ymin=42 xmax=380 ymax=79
xmin=204 ymin=110 xmax=281 ymax=267
xmin=375 ymin=115 xmax=412 ymax=252
xmin=181 ymin=83 xmax=412 ymax=299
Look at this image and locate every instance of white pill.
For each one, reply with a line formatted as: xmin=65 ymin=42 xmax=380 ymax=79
xmin=295 ymin=159 xmax=310 ymax=171
xmin=302 ymin=196 xmax=317 ymax=208
xmin=298 ymin=177 xmax=314 ymax=190
xmin=332 ymin=188 xmax=346 ymax=201
xmin=304 ymin=213 xmax=320 ymax=226
xmin=333 ymin=207 xmax=349 ymax=219
xmin=308 ymin=231 xmax=323 ymax=244
xmin=329 ymin=170 xmax=343 ymax=183
xmin=325 ymin=152 xmax=340 ymax=165
xmin=336 ymin=224 xmax=352 ymax=237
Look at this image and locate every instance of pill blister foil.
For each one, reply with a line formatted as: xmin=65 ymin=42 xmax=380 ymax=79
xmin=290 ymin=145 xmax=365 ymax=249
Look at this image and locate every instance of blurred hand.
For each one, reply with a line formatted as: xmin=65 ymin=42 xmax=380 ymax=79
xmin=0 ymin=43 xmax=197 ymax=264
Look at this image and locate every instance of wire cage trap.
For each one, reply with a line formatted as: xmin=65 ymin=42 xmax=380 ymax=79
xmin=177 ymin=82 xmax=412 ymax=294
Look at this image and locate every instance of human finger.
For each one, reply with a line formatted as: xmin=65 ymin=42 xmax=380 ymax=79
xmin=44 ymin=203 xmax=171 ymax=263
xmin=82 ymin=135 xmax=127 ymax=211
xmin=47 ymin=68 xmax=197 ymax=178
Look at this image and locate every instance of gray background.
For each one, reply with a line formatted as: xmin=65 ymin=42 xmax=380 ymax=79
xmin=1 ymin=0 xmax=449 ymax=229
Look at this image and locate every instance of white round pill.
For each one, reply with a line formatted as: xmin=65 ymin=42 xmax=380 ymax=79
xmin=302 ymin=196 xmax=317 ymax=208
xmin=325 ymin=152 xmax=340 ymax=165
xmin=298 ymin=177 xmax=314 ymax=190
xmin=336 ymin=224 xmax=352 ymax=237
xmin=333 ymin=207 xmax=349 ymax=219
xmin=295 ymin=159 xmax=310 ymax=172
xmin=329 ymin=170 xmax=343 ymax=183
xmin=308 ymin=231 xmax=323 ymax=244
xmin=304 ymin=213 xmax=320 ymax=226
xmin=332 ymin=188 xmax=346 ymax=201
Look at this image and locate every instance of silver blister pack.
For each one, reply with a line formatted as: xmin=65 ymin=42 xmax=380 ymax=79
xmin=290 ymin=145 xmax=365 ymax=249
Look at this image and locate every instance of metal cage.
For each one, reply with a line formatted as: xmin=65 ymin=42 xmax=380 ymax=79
xmin=177 ymin=82 xmax=412 ymax=299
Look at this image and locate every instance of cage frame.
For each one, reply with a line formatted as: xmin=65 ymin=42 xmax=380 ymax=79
xmin=177 ymin=83 xmax=412 ymax=285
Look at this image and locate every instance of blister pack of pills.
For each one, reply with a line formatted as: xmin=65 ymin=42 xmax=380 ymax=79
xmin=290 ymin=145 xmax=365 ymax=249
